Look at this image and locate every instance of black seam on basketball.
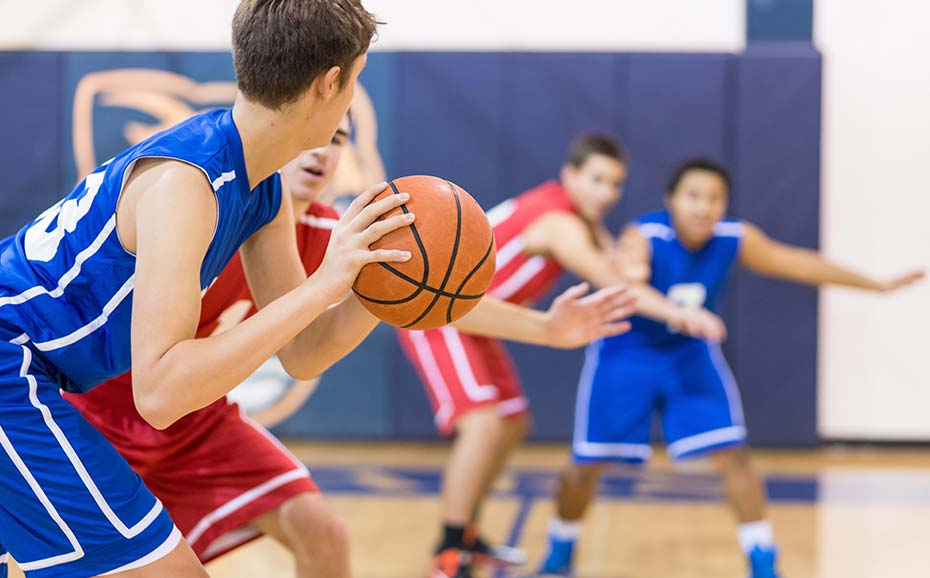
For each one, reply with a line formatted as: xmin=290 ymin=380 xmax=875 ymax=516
xmin=372 ymin=263 xmax=484 ymax=300
xmin=399 ymin=181 xmax=463 ymax=328
xmin=445 ymin=237 xmax=495 ymax=324
xmin=352 ymin=179 xmax=432 ymax=306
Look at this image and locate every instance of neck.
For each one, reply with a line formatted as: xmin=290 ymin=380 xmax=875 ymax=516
xmin=232 ymin=96 xmax=307 ymax=189
xmin=292 ymin=198 xmax=312 ymax=220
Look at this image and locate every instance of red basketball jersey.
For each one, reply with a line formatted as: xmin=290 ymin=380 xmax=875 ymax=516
xmin=66 ymin=201 xmax=339 ymax=416
xmin=486 ymin=181 xmax=577 ymax=305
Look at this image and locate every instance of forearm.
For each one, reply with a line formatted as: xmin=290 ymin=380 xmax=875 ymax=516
xmin=451 ymin=297 xmax=551 ymax=346
xmin=277 ymin=293 xmax=380 ymax=378
xmin=135 ymin=280 xmax=333 ymax=428
xmin=758 ymin=247 xmax=882 ymax=290
xmin=629 ymin=283 xmax=679 ymax=323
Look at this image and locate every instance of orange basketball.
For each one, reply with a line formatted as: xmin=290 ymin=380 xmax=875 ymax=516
xmin=353 ymin=176 xmax=497 ymax=330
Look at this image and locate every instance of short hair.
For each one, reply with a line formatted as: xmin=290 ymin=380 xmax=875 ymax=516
xmin=566 ymin=134 xmax=628 ymax=168
xmin=666 ymin=157 xmax=731 ymax=195
xmin=232 ymin=0 xmax=381 ymax=110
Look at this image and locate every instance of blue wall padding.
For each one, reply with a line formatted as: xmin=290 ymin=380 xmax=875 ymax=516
xmin=0 ymin=48 xmax=822 ymax=446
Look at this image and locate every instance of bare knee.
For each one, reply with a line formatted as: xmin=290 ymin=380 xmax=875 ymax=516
xmin=565 ymin=462 xmax=606 ymax=486
xmin=280 ymin=494 xmax=350 ymax=563
xmin=711 ymin=446 xmax=753 ymax=474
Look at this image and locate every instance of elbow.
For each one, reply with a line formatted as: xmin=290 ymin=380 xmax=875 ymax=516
xmin=133 ymin=382 xmax=178 ymax=431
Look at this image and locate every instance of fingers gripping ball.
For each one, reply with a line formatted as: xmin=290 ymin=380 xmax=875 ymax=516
xmin=353 ymin=176 xmax=497 ymax=330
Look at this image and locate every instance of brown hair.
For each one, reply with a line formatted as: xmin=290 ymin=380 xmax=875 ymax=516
xmin=566 ymin=133 xmax=628 ymax=168
xmin=232 ymin=0 xmax=380 ymax=109
xmin=666 ymin=157 xmax=731 ymax=196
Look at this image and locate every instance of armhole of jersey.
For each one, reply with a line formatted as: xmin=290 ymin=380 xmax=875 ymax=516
xmin=113 ymin=155 xmax=219 ymax=258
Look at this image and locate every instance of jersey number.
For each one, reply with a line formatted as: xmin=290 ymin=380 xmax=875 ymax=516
xmin=667 ymin=283 xmax=707 ymax=309
xmin=24 ymin=171 xmax=106 ymax=262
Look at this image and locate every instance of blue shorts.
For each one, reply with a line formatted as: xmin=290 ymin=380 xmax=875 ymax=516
xmin=572 ymin=339 xmax=746 ymax=463
xmin=0 ymin=341 xmax=179 ymax=578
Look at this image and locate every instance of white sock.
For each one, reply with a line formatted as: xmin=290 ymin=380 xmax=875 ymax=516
xmin=738 ymin=519 xmax=775 ymax=554
xmin=549 ymin=517 xmax=582 ymax=541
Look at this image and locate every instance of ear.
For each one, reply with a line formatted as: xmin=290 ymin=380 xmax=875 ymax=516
xmin=315 ymin=66 xmax=342 ymax=101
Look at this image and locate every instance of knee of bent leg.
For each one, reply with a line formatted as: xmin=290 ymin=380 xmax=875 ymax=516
xmin=283 ymin=495 xmax=350 ymax=560
xmin=711 ymin=445 xmax=752 ymax=472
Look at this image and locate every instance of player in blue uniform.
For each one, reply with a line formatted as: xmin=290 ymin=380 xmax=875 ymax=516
xmin=0 ymin=2 xmax=408 ymax=577
xmin=537 ymin=158 xmax=924 ymax=578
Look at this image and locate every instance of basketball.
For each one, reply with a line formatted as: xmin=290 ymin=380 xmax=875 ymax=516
xmin=352 ymin=175 xmax=497 ymax=330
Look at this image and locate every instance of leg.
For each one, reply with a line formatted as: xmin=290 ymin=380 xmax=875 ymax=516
xmin=555 ymin=462 xmax=608 ymax=522
xmin=664 ymin=342 xmax=779 ymax=578
xmin=711 ymin=446 xmax=766 ymax=523
xmin=442 ymin=406 xmax=511 ymax=527
xmin=540 ymin=344 xmax=657 ymax=576
xmin=251 ymin=493 xmax=350 ymax=578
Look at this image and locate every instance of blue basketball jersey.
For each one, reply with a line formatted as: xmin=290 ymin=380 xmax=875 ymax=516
xmin=0 ymin=109 xmax=282 ymax=392
xmin=605 ymin=210 xmax=743 ymax=349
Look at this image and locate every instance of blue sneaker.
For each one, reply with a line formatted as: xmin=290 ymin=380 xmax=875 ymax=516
xmin=748 ymin=546 xmax=780 ymax=578
xmin=538 ymin=537 xmax=575 ymax=577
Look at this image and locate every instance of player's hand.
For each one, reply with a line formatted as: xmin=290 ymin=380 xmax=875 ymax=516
xmin=311 ymin=182 xmax=413 ymax=303
xmin=668 ymin=307 xmax=727 ymax=342
xmin=543 ymin=283 xmax=637 ymax=349
xmin=878 ymin=270 xmax=925 ymax=293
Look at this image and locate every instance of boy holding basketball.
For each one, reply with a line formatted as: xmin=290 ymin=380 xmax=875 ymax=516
xmin=397 ymin=135 xmax=722 ymax=578
xmin=0 ymin=1 xmax=420 ymax=576
xmin=53 ymin=105 xmax=634 ymax=578
xmin=537 ymin=158 xmax=923 ymax=578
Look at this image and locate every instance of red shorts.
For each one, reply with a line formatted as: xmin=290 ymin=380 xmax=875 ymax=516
xmin=396 ymin=327 xmax=529 ymax=435
xmin=64 ymin=384 xmax=317 ymax=563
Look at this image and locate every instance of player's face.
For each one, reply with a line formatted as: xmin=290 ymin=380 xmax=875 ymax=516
xmin=666 ymin=170 xmax=729 ymax=245
xmin=303 ymin=53 xmax=366 ymax=149
xmin=563 ymin=154 xmax=627 ymax=222
xmin=281 ymin=115 xmax=351 ymax=204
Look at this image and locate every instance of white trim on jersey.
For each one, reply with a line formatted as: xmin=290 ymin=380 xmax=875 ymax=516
xmin=439 ymin=327 xmax=497 ymax=402
xmin=638 ymin=222 xmax=676 ymax=241
xmin=298 ymin=214 xmax=338 ymax=230
xmin=572 ymin=342 xmax=653 ymax=461
xmin=667 ymin=425 xmax=747 ymax=459
xmin=186 ymin=469 xmax=308 ymax=547
xmin=211 ymin=170 xmax=237 ymax=192
xmin=485 ymin=199 xmax=517 ymax=228
xmin=0 ymin=216 xmax=117 ymax=309
xmin=489 ymin=256 xmax=547 ymax=300
xmin=18 ymin=346 xmax=165 ymax=540
xmin=200 ymin=526 xmax=262 ymax=562
xmin=713 ymin=221 xmax=744 ymax=238
xmin=0 ymin=424 xmax=85 ymax=571
xmin=709 ymin=343 xmax=746 ymax=426
xmin=498 ymin=396 xmax=529 ymax=417
xmin=100 ymin=526 xmax=182 ymax=576
xmin=406 ymin=330 xmax=455 ymax=428
xmin=31 ymin=275 xmax=135 ymax=352
xmin=493 ymin=236 xmax=527 ymax=271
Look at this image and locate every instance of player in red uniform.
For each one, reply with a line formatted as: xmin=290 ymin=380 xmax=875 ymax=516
xmin=397 ymin=135 xmax=720 ymax=578
xmin=64 ymin=119 xmax=636 ymax=578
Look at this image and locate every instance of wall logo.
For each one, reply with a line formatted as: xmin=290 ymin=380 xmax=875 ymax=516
xmin=71 ymin=67 xmax=386 ymax=203
xmin=72 ymin=68 xmax=237 ymax=177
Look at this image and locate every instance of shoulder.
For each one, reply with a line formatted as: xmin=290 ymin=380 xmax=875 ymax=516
xmin=713 ymin=218 xmax=745 ymax=239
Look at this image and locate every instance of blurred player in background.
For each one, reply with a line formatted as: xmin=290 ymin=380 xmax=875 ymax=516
xmin=60 ymin=114 xmax=635 ymax=578
xmin=397 ymin=136 xmax=722 ymax=578
xmin=538 ymin=158 xmax=924 ymax=578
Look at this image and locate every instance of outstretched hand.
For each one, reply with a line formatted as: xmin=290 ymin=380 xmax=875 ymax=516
xmin=668 ymin=307 xmax=728 ymax=343
xmin=543 ymin=283 xmax=637 ymax=349
xmin=879 ymin=270 xmax=925 ymax=293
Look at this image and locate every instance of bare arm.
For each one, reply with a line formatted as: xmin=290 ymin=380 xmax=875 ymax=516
xmin=130 ymin=169 xmax=410 ymax=429
xmin=739 ymin=222 xmax=924 ymax=291
xmin=450 ymin=284 xmax=635 ymax=349
xmin=524 ymin=212 xmax=626 ymax=289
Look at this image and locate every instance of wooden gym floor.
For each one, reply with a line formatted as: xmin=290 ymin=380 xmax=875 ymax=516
xmin=8 ymin=442 xmax=930 ymax=578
